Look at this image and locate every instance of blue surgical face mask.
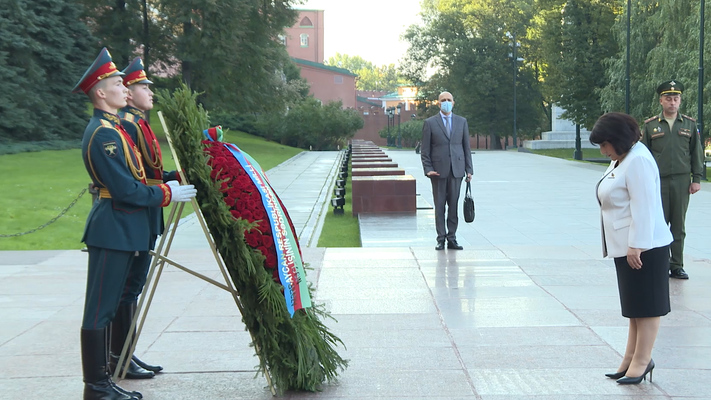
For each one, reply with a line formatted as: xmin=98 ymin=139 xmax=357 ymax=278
xmin=440 ymin=101 xmax=453 ymax=113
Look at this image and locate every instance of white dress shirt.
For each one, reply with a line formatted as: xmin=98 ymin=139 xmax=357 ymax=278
xmin=440 ymin=112 xmax=451 ymax=135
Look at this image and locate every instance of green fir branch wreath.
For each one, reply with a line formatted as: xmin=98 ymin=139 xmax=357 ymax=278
xmin=156 ymin=84 xmax=347 ymax=394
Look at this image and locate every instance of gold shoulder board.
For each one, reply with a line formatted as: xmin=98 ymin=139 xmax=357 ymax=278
xmin=100 ymin=119 xmax=115 ymax=129
xmin=682 ymin=114 xmax=696 ymax=122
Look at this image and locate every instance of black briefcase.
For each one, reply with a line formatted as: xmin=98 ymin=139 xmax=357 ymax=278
xmin=463 ymin=181 xmax=475 ymax=223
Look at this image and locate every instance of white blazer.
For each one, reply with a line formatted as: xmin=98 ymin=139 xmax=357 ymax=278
xmin=596 ymin=143 xmax=672 ymax=258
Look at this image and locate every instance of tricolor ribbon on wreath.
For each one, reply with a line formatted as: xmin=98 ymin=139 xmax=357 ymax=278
xmin=203 ymin=127 xmax=311 ymax=317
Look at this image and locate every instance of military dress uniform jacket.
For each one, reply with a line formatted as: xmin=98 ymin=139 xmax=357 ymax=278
xmin=82 ymin=109 xmax=171 ymax=252
xmin=120 ymin=106 xmax=177 ymax=240
xmin=641 ymin=113 xmax=704 ymax=183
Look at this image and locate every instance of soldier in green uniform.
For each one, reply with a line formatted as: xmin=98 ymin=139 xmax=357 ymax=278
xmin=75 ymin=48 xmax=196 ymax=400
xmin=640 ymin=80 xmax=704 ymax=280
xmin=105 ymin=57 xmax=176 ymax=380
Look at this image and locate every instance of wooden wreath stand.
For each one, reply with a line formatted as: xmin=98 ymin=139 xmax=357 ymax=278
xmin=112 ymin=112 xmax=276 ymax=396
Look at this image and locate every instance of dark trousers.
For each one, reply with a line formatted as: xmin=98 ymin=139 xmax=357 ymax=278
xmin=83 ymin=247 xmax=134 ymax=329
xmin=121 ymin=245 xmax=153 ymax=305
xmin=430 ymin=174 xmax=463 ymax=242
xmin=660 ymin=174 xmax=690 ymax=270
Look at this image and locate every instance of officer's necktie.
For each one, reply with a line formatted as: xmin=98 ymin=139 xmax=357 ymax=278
xmin=445 ymin=117 xmax=451 ymax=138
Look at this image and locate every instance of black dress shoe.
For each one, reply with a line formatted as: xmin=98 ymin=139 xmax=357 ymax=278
xmin=133 ymin=355 xmax=163 ymax=373
xmin=109 ymin=355 xmax=155 ymax=379
xmin=605 ymin=368 xmax=627 ymax=379
xmin=435 ymin=241 xmax=445 ymax=250
xmin=617 ymin=359 xmax=654 ymax=384
xmin=447 ymin=240 xmax=463 ymax=250
xmin=670 ymin=268 xmax=689 ymax=279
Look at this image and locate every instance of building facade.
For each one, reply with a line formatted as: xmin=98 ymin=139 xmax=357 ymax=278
xmin=284 ymin=10 xmax=357 ymax=109
xmin=283 ymin=10 xmax=324 ymax=63
xmin=293 ymin=58 xmax=357 ymax=109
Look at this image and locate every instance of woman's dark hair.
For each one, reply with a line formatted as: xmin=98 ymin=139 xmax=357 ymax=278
xmin=589 ymin=112 xmax=640 ymax=156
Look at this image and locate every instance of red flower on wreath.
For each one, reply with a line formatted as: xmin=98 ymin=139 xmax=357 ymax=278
xmin=202 ymin=140 xmax=284 ymax=281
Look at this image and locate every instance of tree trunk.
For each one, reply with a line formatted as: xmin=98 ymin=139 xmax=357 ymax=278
xmin=141 ymin=0 xmax=149 ymax=69
xmin=113 ymin=0 xmax=130 ymax=66
xmin=489 ymin=130 xmax=502 ymax=150
xmin=182 ymin=21 xmax=192 ymax=87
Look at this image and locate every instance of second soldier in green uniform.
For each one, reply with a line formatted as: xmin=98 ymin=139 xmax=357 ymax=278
xmin=640 ymin=80 xmax=704 ymax=280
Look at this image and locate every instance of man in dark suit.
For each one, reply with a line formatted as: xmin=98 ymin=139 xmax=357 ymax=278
xmin=420 ymin=91 xmax=473 ymax=250
xmin=74 ymin=48 xmax=196 ymax=400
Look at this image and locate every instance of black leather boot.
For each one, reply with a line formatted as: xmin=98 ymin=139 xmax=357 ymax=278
xmin=109 ymin=303 xmax=155 ymax=379
xmin=81 ymin=328 xmax=141 ymax=400
xmin=104 ymin=328 xmax=144 ymax=399
xmin=133 ymin=354 xmax=163 ymax=373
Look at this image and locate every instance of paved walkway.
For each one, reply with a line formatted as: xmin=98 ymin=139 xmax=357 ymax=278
xmin=1 ymin=148 xmax=710 ymax=399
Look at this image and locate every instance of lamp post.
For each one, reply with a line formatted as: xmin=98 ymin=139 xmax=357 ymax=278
xmin=574 ymin=124 xmax=583 ymax=160
xmin=386 ymin=107 xmax=392 ymax=146
xmin=507 ymin=32 xmax=523 ymax=150
xmin=396 ymin=103 xmax=402 ymax=148
xmin=625 ymin=0 xmax=631 ymax=114
xmin=698 ymin=0 xmax=707 ymax=180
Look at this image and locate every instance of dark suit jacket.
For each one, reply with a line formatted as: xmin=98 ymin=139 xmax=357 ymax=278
xmin=420 ymin=113 xmax=473 ymax=178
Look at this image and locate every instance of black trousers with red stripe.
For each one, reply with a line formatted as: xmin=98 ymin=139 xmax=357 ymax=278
xmin=82 ymin=247 xmax=134 ymax=329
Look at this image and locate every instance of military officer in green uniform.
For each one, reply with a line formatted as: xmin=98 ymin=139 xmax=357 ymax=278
xmin=640 ymin=80 xmax=704 ymax=280
xmin=75 ymin=48 xmax=196 ymax=400
xmin=106 ymin=57 xmax=177 ymax=380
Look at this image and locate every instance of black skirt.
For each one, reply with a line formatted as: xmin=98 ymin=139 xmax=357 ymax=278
xmin=614 ymin=245 xmax=671 ymax=318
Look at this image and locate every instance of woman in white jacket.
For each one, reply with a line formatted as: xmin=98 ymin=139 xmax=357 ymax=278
xmin=591 ymin=112 xmax=673 ymax=385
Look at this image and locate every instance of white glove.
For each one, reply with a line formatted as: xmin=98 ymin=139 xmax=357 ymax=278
xmin=166 ymin=180 xmax=197 ymax=203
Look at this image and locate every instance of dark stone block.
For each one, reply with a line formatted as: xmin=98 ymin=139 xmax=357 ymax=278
xmin=352 ymin=162 xmax=398 ymax=169
xmin=352 ymin=175 xmax=416 ymax=214
xmin=352 ymin=168 xmax=405 ymax=177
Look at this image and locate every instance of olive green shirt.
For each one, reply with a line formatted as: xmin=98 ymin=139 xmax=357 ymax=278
xmin=640 ymin=112 xmax=704 ymax=183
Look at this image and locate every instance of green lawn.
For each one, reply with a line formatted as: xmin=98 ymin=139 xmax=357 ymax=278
xmin=0 ymin=149 xmax=91 ymax=250
xmin=0 ymin=130 xmax=302 ymax=250
xmin=317 ymin=175 xmax=361 ymax=247
xmin=528 ymin=148 xmax=604 ymax=160
xmin=530 ymin=149 xmax=711 ymax=178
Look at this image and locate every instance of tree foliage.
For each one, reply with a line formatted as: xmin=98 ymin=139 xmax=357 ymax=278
xmin=76 ymin=0 xmax=303 ymax=113
xmin=0 ymin=0 xmax=95 ymax=142
xmin=378 ymin=119 xmax=424 ymax=148
xmin=74 ymin=0 xmax=143 ymax=68
xmin=600 ymin=0 xmax=711 ymax=130
xmin=325 ymin=53 xmax=407 ymax=92
xmin=401 ymin=0 xmax=545 ymax=148
xmin=536 ymin=0 xmax=619 ymax=129
xmin=255 ymin=98 xmax=364 ymax=150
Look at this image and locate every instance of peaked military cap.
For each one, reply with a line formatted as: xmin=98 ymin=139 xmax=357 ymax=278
xmin=122 ymin=57 xmax=153 ymax=86
xmin=72 ymin=47 xmax=124 ymax=94
xmin=657 ymin=80 xmax=684 ymax=96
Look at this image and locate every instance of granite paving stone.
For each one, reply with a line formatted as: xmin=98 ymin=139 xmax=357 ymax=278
xmin=2 ymin=148 xmax=710 ymax=398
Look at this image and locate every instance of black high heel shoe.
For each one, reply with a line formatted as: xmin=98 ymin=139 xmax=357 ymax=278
xmin=605 ymin=368 xmax=628 ymax=379
xmin=617 ymin=359 xmax=654 ymax=384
